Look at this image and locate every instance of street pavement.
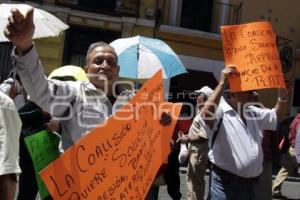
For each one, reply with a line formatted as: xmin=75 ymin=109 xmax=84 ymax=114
xmin=158 ymin=168 xmax=300 ymax=200
xmin=18 ymin=167 xmax=300 ymax=200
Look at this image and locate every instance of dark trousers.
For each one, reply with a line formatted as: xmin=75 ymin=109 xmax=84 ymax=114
xmin=209 ymin=165 xmax=261 ymax=200
xmin=164 ymin=150 xmax=182 ymax=200
xmin=17 ymin=134 xmax=38 ymax=200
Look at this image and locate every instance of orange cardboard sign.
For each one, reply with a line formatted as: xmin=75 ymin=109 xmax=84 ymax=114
xmin=221 ymin=21 xmax=285 ymax=92
xmin=40 ymin=70 xmax=182 ymax=200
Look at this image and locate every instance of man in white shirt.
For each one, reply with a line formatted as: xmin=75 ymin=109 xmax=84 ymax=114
xmin=0 ymin=91 xmax=22 ymax=200
xmin=200 ymin=67 xmax=288 ymax=200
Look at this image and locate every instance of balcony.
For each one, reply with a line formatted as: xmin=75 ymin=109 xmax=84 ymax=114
xmin=179 ymin=0 xmax=242 ymax=34
xmin=210 ymin=1 xmax=242 ymax=33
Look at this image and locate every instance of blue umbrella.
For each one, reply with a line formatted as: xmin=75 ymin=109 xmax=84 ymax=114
xmin=110 ymin=35 xmax=187 ymax=79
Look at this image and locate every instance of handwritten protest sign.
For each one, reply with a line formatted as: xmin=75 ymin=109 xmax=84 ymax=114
xmin=40 ymin=70 xmax=182 ymax=200
xmin=221 ymin=21 xmax=285 ymax=92
xmin=24 ymin=131 xmax=60 ymax=199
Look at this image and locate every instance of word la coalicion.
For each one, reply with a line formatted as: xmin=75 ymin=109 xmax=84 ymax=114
xmin=49 ymin=122 xmax=132 ymax=199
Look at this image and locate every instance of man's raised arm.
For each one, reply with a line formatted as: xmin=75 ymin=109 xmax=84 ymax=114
xmin=200 ymin=67 xmax=236 ymax=129
xmin=4 ymin=8 xmax=77 ymax=117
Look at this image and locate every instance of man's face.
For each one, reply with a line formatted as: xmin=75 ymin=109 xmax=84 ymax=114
xmin=196 ymin=93 xmax=207 ymax=109
xmin=230 ymin=91 xmax=252 ymax=108
xmin=85 ymin=46 xmax=119 ymax=90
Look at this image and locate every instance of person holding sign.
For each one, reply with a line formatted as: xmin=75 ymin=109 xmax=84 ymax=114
xmin=199 ymin=65 xmax=288 ymax=200
xmin=4 ymin=8 xmax=135 ymax=151
xmin=3 ymin=7 xmax=172 ymax=141
xmin=0 ymin=91 xmax=22 ymax=200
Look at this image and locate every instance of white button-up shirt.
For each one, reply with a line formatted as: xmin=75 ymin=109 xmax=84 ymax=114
xmin=0 ymin=91 xmax=22 ymax=176
xmin=208 ymin=99 xmax=277 ymax=178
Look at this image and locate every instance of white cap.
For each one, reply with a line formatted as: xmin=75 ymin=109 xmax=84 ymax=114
xmin=194 ymin=86 xmax=213 ymax=97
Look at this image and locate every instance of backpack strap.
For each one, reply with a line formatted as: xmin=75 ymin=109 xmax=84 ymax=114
xmin=207 ymin=116 xmax=223 ymax=200
xmin=210 ymin=117 xmax=223 ymax=149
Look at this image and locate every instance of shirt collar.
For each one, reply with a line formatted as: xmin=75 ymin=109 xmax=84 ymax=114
xmin=84 ymin=81 xmax=127 ymax=96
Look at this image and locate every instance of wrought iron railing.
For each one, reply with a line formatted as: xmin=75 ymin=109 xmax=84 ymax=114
xmin=210 ymin=1 xmax=242 ymax=33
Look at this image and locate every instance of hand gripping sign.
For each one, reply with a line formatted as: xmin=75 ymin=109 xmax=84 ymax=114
xmin=40 ymin=70 xmax=182 ymax=200
xmin=221 ymin=21 xmax=286 ymax=92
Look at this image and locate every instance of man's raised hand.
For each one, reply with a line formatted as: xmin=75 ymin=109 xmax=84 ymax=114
xmin=4 ymin=8 xmax=35 ymax=55
xmin=220 ymin=66 xmax=237 ymax=84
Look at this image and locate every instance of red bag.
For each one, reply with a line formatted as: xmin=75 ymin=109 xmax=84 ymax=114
xmin=278 ymin=137 xmax=290 ymax=153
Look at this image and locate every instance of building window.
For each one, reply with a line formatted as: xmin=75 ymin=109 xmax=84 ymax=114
xmin=63 ymin=26 xmax=121 ymax=67
xmin=170 ymin=0 xmax=242 ymax=33
xmin=180 ymin=0 xmax=213 ymax=32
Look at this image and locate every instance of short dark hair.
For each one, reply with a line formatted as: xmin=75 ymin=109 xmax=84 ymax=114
xmin=86 ymin=42 xmax=117 ymax=63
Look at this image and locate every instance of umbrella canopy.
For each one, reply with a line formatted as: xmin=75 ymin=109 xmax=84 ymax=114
xmin=110 ymin=35 xmax=187 ymax=79
xmin=48 ymin=65 xmax=88 ymax=81
xmin=0 ymin=3 xmax=69 ymax=42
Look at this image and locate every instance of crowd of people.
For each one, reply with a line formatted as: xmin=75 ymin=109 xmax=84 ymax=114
xmin=0 ymin=7 xmax=300 ymax=200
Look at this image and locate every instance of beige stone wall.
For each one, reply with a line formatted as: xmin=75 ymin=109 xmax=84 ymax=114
xmin=240 ymin=0 xmax=300 ymax=49
xmin=34 ymin=33 xmax=66 ymax=75
xmin=132 ymin=25 xmax=154 ymax=37
xmin=160 ymin=36 xmax=223 ymax=60
xmin=157 ymin=26 xmax=224 ymax=60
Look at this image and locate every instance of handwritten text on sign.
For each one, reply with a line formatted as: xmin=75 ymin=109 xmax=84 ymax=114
xmin=221 ymin=21 xmax=285 ymax=91
xmin=40 ymin=70 xmax=181 ymax=200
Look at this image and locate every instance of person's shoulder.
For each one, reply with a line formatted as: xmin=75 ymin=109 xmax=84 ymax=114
xmin=0 ymin=91 xmax=15 ymax=110
xmin=1 ymin=78 xmax=14 ymax=85
xmin=218 ymin=98 xmax=231 ymax=113
xmin=50 ymin=78 xmax=83 ymax=90
xmin=247 ymin=105 xmax=268 ymax=113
